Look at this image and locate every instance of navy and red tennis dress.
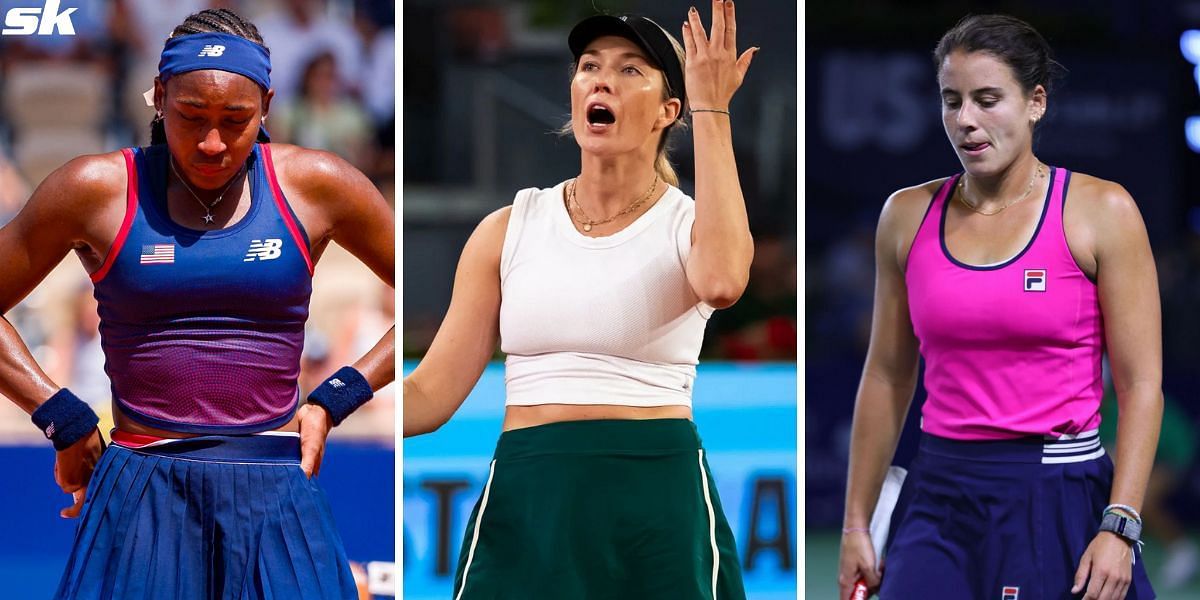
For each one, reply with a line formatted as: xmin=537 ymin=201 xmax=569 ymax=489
xmin=92 ymin=143 xmax=312 ymax=432
xmin=54 ymin=144 xmax=357 ymax=600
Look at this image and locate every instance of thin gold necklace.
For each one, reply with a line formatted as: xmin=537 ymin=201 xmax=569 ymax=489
xmin=957 ymin=163 xmax=1046 ymax=216
xmin=567 ymin=174 xmax=659 ymax=233
xmin=169 ymin=156 xmax=246 ymax=225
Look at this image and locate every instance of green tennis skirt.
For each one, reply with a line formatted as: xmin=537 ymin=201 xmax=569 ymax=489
xmin=451 ymin=418 xmax=745 ymax=600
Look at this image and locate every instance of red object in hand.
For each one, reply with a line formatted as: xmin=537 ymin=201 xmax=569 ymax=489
xmin=849 ymin=579 xmax=868 ymax=600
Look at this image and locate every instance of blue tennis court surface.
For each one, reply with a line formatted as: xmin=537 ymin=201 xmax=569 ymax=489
xmin=0 ymin=439 xmax=394 ymax=598
xmin=403 ymin=362 xmax=797 ymax=600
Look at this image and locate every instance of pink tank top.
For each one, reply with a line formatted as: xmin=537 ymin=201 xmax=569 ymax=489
xmin=906 ymin=168 xmax=1103 ymax=440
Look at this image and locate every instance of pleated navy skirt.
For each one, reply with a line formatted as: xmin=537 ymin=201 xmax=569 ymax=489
xmin=880 ymin=432 xmax=1155 ymax=599
xmin=54 ymin=433 xmax=357 ymax=600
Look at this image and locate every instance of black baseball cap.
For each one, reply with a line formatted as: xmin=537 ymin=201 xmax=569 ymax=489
xmin=568 ymin=14 xmax=686 ymax=103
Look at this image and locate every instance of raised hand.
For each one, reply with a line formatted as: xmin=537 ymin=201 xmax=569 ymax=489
xmin=680 ymin=0 xmax=759 ymax=111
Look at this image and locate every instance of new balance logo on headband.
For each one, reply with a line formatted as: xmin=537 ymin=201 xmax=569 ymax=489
xmin=198 ymin=44 xmax=226 ymax=57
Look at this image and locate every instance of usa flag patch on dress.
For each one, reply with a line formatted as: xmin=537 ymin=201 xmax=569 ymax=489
xmin=1002 ymin=586 xmax=1019 ymax=600
xmin=140 ymin=244 xmax=175 ymax=264
xmin=1023 ymin=269 xmax=1046 ymax=292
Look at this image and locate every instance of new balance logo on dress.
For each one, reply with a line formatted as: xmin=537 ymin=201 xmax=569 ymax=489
xmin=1023 ymin=269 xmax=1046 ymax=292
xmin=1002 ymin=586 xmax=1019 ymax=600
xmin=198 ymin=44 xmax=225 ymax=57
xmin=140 ymin=244 xmax=175 ymax=264
xmin=244 ymin=239 xmax=283 ymax=262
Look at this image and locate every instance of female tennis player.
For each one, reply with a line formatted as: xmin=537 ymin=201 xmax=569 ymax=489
xmin=0 ymin=8 xmax=393 ymax=599
xmin=837 ymin=14 xmax=1160 ymax=600
xmin=404 ymin=2 xmax=757 ymax=598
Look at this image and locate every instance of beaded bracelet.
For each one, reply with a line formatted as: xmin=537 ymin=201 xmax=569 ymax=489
xmin=1104 ymin=503 xmax=1142 ymax=523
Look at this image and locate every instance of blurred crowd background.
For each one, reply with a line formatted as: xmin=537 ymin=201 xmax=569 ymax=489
xmin=402 ymin=0 xmax=797 ymax=363
xmin=806 ymin=1 xmax=1200 ymax=596
xmin=0 ymin=0 xmax=396 ymax=444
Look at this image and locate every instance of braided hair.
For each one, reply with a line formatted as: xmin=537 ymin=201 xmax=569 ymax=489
xmin=150 ymin=9 xmax=270 ymax=145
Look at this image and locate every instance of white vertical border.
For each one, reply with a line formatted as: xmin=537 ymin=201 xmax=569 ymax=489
xmin=699 ymin=449 xmax=720 ymax=599
xmin=797 ymin=1 xmax=807 ymax=598
xmin=454 ymin=459 xmax=497 ymax=600
xmin=393 ymin=6 xmax=404 ymax=596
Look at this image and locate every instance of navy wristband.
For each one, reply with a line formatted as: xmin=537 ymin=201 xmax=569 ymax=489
xmin=31 ymin=388 xmax=99 ymax=451
xmin=307 ymin=366 xmax=373 ymax=426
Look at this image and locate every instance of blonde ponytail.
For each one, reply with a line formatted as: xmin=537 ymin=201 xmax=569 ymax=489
xmin=654 ymin=31 xmax=687 ymax=188
xmin=655 ymin=138 xmax=679 ymax=187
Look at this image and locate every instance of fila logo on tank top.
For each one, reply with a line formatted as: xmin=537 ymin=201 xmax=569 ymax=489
xmin=1023 ymin=269 xmax=1045 ymax=292
xmin=90 ymin=144 xmax=315 ymax=433
xmin=905 ymin=168 xmax=1104 ymax=441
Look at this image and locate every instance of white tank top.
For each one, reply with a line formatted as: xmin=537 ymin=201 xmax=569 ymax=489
xmin=499 ymin=180 xmax=713 ymax=407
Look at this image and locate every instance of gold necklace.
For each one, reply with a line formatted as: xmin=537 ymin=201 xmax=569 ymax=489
xmin=169 ymin=156 xmax=246 ymax=225
xmin=568 ymin=174 xmax=659 ymax=233
xmin=957 ymin=163 xmax=1045 ymax=216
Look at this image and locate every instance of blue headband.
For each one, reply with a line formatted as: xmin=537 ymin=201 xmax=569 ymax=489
xmin=159 ymin=32 xmax=271 ymax=89
xmin=158 ymin=32 xmax=272 ymax=141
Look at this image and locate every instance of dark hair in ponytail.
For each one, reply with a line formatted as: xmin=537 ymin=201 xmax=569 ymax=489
xmin=150 ymin=9 xmax=269 ymax=145
xmin=934 ymin=14 xmax=1065 ymax=97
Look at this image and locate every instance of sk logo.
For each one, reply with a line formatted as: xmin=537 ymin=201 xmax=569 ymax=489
xmin=198 ymin=44 xmax=226 ymax=57
xmin=1023 ymin=269 xmax=1046 ymax=292
xmin=244 ymin=239 xmax=283 ymax=262
xmin=1 ymin=0 xmax=77 ymax=36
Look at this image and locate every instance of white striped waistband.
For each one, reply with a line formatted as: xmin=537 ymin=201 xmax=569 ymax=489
xmin=1042 ymin=428 xmax=1105 ymax=464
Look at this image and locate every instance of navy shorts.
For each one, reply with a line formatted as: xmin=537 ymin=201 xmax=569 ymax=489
xmin=880 ymin=431 xmax=1155 ymax=600
xmin=54 ymin=433 xmax=357 ymax=600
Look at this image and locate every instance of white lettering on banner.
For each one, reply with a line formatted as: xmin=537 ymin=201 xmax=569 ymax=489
xmin=1 ymin=0 xmax=77 ymax=36
xmin=1056 ymin=93 xmax=1163 ymax=129
xmin=821 ymin=51 xmax=928 ymax=153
